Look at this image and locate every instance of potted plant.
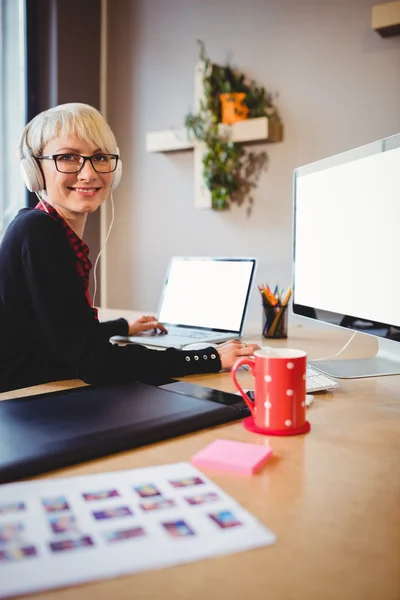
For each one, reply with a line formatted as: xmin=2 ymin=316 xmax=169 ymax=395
xmin=185 ymin=40 xmax=280 ymax=211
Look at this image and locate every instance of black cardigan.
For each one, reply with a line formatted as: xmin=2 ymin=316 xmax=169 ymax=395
xmin=0 ymin=209 xmax=221 ymax=392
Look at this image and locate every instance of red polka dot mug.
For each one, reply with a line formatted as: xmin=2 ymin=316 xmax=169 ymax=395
xmin=232 ymin=348 xmax=310 ymax=436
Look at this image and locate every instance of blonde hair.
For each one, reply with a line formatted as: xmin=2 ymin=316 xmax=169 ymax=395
xmin=22 ymin=103 xmax=118 ymax=157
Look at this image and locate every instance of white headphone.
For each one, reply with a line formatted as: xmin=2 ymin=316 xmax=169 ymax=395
xmin=17 ymin=124 xmax=123 ymax=193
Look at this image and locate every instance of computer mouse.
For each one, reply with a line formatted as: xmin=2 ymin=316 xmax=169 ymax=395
xmin=305 ymin=394 xmax=314 ymax=407
xmin=182 ymin=342 xmax=217 ymax=351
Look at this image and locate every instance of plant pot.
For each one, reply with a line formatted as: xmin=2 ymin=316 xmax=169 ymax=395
xmin=220 ymin=92 xmax=249 ymax=125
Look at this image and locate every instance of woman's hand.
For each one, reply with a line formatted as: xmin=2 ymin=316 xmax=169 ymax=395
xmin=216 ymin=340 xmax=260 ymax=370
xmin=127 ymin=315 xmax=168 ymax=336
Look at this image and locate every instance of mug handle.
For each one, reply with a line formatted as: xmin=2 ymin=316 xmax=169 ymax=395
xmin=231 ymin=357 xmax=256 ymax=416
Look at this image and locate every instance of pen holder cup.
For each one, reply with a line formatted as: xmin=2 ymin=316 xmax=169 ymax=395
xmin=262 ymin=304 xmax=288 ymax=339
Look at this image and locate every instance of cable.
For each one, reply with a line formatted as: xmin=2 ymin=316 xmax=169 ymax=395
xmin=93 ymin=192 xmax=115 ymax=308
xmin=35 ymin=191 xmax=49 ymax=213
xmin=312 ymin=330 xmax=358 ymax=362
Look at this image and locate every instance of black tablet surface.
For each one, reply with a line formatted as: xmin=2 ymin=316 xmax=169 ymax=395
xmin=0 ymin=380 xmax=249 ymax=483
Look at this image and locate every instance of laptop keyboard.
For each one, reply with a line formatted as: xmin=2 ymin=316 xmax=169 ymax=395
xmin=165 ymin=327 xmax=222 ymax=340
xmin=110 ymin=329 xmax=230 ymax=349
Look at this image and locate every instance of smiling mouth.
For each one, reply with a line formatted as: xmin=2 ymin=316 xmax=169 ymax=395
xmin=69 ymin=187 xmax=101 ymax=195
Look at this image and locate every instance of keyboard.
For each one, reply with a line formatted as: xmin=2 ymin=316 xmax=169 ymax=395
xmin=164 ymin=327 xmax=223 ymax=340
xmin=239 ymin=365 xmax=338 ymax=393
xmin=110 ymin=328 xmax=235 ymax=349
xmin=306 ymin=366 xmax=339 ymax=393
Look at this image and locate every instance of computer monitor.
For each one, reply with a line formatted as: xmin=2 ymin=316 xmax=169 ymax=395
xmin=292 ymin=132 xmax=400 ymax=379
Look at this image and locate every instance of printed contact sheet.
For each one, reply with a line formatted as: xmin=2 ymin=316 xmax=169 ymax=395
xmin=0 ymin=462 xmax=276 ymax=598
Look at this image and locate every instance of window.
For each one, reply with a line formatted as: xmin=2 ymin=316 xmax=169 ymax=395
xmin=0 ymin=0 xmax=26 ymax=240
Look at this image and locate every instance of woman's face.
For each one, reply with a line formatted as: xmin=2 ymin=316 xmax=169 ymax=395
xmin=39 ymin=134 xmax=115 ymax=217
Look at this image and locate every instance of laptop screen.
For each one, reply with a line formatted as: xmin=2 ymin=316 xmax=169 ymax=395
xmin=158 ymin=257 xmax=257 ymax=332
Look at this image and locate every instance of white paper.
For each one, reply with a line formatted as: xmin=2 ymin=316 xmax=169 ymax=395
xmin=0 ymin=462 xmax=276 ymax=598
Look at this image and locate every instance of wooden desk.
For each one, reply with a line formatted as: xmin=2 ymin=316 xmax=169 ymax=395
xmin=1 ymin=310 xmax=399 ymax=600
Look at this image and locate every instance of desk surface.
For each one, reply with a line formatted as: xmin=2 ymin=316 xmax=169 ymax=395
xmin=1 ymin=310 xmax=399 ymax=600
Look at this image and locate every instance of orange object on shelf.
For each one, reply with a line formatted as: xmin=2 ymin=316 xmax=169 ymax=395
xmin=220 ymin=92 xmax=249 ymax=124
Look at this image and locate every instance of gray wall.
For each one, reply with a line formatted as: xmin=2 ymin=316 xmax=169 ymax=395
xmin=105 ymin=0 xmax=400 ymax=325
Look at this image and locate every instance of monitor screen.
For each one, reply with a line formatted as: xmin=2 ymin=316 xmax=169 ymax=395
xmin=292 ymin=133 xmax=400 ymax=378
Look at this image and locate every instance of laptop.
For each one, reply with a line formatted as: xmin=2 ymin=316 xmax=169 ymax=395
xmin=112 ymin=256 xmax=257 ymax=349
xmin=0 ymin=380 xmax=250 ymax=483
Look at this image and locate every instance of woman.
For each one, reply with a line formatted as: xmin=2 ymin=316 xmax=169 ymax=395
xmin=0 ymin=103 xmax=257 ymax=392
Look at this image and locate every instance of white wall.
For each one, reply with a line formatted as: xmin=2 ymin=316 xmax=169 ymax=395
xmin=105 ymin=0 xmax=400 ymax=328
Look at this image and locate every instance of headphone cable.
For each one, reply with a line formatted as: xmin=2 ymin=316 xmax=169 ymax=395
xmin=93 ymin=192 xmax=115 ymax=308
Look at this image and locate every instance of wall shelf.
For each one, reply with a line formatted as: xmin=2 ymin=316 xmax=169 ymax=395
xmin=372 ymin=1 xmax=400 ymax=37
xmin=146 ymin=116 xmax=282 ymax=153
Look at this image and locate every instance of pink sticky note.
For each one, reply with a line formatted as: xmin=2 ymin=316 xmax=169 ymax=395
xmin=191 ymin=439 xmax=273 ymax=475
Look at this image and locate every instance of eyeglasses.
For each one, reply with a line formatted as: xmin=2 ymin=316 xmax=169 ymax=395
xmin=37 ymin=153 xmax=119 ymax=174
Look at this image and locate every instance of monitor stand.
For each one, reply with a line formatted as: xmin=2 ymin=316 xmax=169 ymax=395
xmin=309 ymin=336 xmax=400 ymax=379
